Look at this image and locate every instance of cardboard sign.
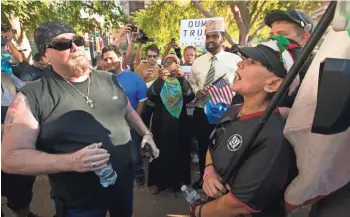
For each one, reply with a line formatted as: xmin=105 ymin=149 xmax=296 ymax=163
xmin=180 ymin=17 xmax=224 ymax=46
xmin=181 ymin=66 xmax=192 ymax=79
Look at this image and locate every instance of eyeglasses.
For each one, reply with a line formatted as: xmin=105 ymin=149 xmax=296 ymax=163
xmin=46 ymin=36 xmax=85 ymax=51
xmin=147 ymin=55 xmax=158 ymax=59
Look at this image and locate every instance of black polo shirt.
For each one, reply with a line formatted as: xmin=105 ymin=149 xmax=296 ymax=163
xmin=210 ymin=106 xmax=297 ymax=217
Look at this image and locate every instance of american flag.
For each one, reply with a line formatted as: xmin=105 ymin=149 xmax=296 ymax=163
xmin=204 ymin=78 xmax=233 ymax=105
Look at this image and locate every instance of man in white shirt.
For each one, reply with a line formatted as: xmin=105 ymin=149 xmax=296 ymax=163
xmin=188 ymin=20 xmax=242 ymax=189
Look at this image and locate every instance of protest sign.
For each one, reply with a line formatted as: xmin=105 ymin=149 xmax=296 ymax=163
xmin=180 ymin=17 xmax=224 ymax=46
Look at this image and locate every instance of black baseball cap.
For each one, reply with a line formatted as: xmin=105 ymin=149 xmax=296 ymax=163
xmin=34 ymin=21 xmax=76 ymax=56
xmin=238 ymin=39 xmax=300 ymax=78
xmin=265 ymin=9 xmax=314 ymax=33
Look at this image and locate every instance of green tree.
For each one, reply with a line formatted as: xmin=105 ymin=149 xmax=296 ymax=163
xmin=131 ymin=0 xmax=323 ymax=48
xmin=192 ymin=0 xmax=323 ymax=45
xmin=1 ymin=0 xmax=127 ymax=37
xmin=131 ymin=1 xmax=202 ymax=54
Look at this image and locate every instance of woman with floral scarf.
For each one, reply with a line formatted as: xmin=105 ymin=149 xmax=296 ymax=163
xmin=147 ymin=54 xmax=194 ymax=194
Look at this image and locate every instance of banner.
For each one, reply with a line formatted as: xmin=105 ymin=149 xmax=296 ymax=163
xmin=180 ymin=17 xmax=224 ymax=46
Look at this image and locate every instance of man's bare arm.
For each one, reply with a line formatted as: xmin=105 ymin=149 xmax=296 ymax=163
xmin=1 ymin=93 xmax=74 ymax=175
xmin=135 ymin=43 xmax=142 ymax=67
xmin=135 ymin=101 xmax=146 ymax=116
xmin=123 ymin=40 xmax=135 ymax=69
xmin=125 ymin=100 xmax=149 ymax=136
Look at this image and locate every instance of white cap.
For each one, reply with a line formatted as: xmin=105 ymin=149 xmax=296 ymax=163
xmin=181 ymin=185 xmax=187 ymax=192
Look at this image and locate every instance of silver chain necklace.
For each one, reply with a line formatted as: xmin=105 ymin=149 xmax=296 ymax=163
xmin=63 ymin=76 xmax=94 ymax=108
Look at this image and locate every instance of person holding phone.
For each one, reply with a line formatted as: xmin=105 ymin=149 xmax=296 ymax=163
xmin=161 ymin=38 xmax=183 ymax=66
xmin=147 ymin=54 xmax=194 ymax=194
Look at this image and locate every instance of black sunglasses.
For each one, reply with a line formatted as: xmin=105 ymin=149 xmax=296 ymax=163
xmin=46 ymin=36 xmax=85 ymax=51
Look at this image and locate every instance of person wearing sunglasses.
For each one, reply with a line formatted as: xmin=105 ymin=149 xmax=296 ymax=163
xmin=134 ymin=44 xmax=161 ymax=84
xmin=192 ymin=36 xmax=299 ymax=217
xmin=1 ymin=21 xmax=159 ymax=217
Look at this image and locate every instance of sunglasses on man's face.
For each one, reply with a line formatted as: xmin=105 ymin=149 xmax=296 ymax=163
xmin=46 ymin=36 xmax=85 ymax=51
xmin=147 ymin=55 xmax=158 ymax=59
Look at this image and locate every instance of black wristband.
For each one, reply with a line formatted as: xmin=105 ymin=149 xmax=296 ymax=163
xmin=204 ymin=163 xmax=214 ymax=169
xmin=198 ymin=204 xmax=204 ymax=217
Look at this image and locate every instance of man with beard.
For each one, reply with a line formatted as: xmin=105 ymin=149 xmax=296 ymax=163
xmin=188 ymin=20 xmax=242 ymax=190
xmin=101 ymin=45 xmax=148 ymax=186
xmin=1 ymin=22 xmax=159 ymax=217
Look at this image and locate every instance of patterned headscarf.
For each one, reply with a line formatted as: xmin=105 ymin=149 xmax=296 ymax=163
xmin=160 ymin=77 xmax=183 ymax=119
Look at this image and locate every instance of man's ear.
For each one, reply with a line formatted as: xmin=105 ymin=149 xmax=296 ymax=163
xmin=265 ymin=76 xmax=283 ymax=93
xmin=300 ymin=32 xmax=311 ymax=46
xmin=222 ymin=34 xmax=226 ymax=43
xmin=41 ymin=52 xmax=49 ymax=65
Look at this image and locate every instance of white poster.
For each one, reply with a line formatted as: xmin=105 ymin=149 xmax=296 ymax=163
xmin=181 ymin=65 xmax=192 ymax=79
xmin=180 ymin=17 xmax=224 ymax=46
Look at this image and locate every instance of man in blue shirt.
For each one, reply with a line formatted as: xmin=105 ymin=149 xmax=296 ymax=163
xmin=102 ymin=45 xmax=148 ymax=185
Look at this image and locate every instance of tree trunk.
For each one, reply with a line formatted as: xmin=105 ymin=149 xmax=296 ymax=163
xmin=228 ymin=1 xmax=250 ymax=45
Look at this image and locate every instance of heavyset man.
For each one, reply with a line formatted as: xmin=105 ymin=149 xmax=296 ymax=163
xmin=2 ymin=21 xmax=159 ymax=217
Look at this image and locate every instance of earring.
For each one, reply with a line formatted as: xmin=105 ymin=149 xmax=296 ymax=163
xmin=264 ymin=87 xmax=273 ymax=93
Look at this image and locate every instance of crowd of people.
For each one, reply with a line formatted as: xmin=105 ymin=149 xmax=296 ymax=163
xmin=1 ymin=6 xmax=349 ymax=217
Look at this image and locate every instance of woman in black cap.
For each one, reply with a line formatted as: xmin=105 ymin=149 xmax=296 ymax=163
xmin=192 ymin=36 xmax=299 ymax=217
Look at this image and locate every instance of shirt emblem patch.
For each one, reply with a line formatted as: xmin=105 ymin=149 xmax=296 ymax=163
xmin=227 ymin=134 xmax=243 ymax=152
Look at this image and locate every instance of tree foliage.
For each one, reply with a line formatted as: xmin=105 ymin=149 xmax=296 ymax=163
xmin=131 ymin=0 xmax=324 ymax=47
xmin=131 ymin=0 xmax=202 ymax=53
xmin=1 ymin=0 xmax=127 ymax=37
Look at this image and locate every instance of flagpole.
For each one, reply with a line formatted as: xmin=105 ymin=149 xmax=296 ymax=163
xmin=220 ymin=1 xmax=337 ymax=186
xmin=194 ymin=73 xmax=228 ymax=106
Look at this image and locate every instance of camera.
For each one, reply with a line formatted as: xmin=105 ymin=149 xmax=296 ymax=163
xmin=129 ymin=25 xmax=138 ymax=32
xmin=136 ymin=29 xmax=154 ymax=44
xmin=1 ymin=24 xmax=10 ymax=32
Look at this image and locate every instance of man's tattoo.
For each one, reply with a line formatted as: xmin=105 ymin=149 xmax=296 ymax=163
xmin=4 ymin=94 xmax=29 ymax=131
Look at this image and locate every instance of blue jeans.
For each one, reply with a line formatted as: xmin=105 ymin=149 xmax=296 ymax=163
xmin=130 ymin=129 xmax=144 ymax=179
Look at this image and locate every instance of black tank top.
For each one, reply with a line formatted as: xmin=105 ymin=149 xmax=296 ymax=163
xmin=20 ymin=70 xmax=132 ymax=209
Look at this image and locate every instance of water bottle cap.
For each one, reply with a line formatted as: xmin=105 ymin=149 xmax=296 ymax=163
xmin=181 ymin=185 xmax=187 ymax=192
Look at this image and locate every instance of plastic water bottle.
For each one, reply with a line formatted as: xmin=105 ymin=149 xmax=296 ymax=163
xmin=95 ymin=161 xmax=117 ymax=188
xmin=181 ymin=185 xmax=200 ymax=204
